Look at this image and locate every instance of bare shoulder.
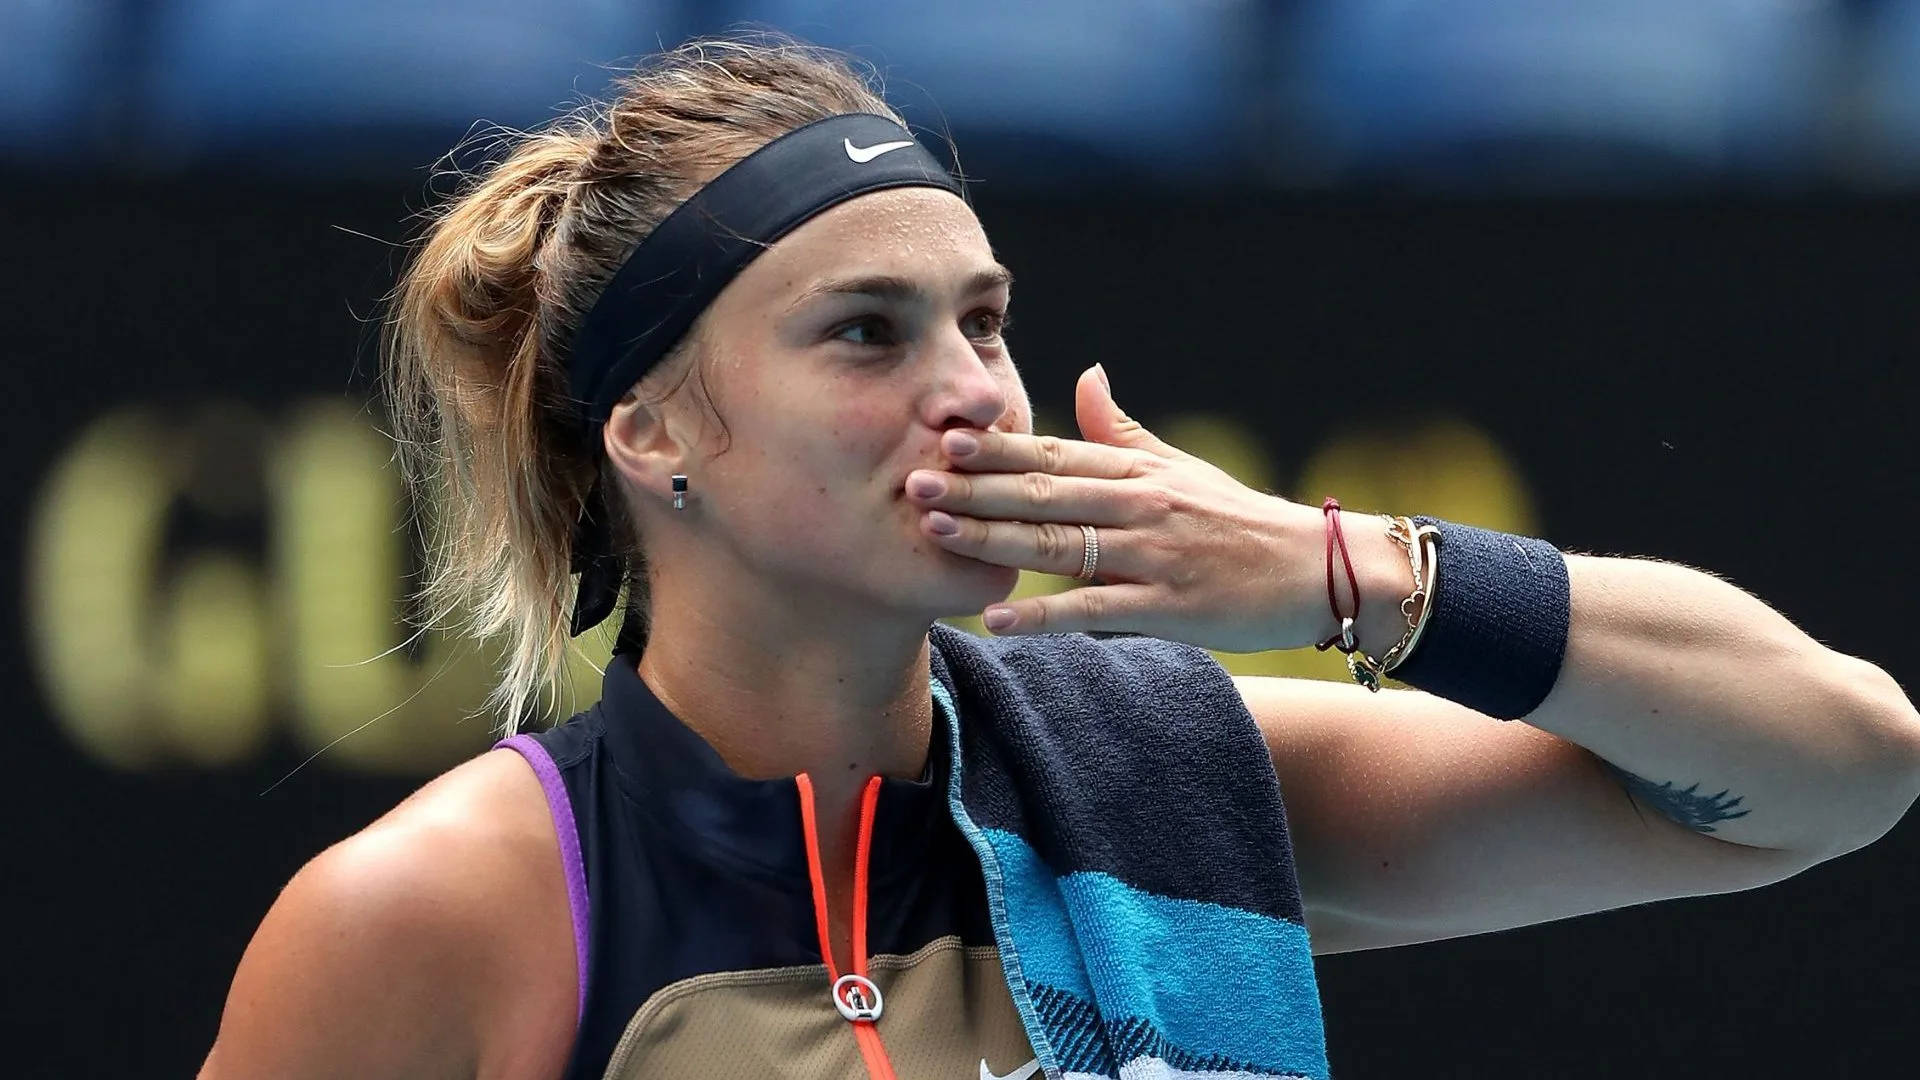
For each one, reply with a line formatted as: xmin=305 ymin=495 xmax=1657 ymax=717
xmin=375 ymin=740 xmax=566 ymax=856
xmin=200 ymin=747 xmax=577 ymax=1080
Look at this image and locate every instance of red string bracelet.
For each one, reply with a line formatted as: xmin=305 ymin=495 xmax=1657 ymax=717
xmin=1314 ymin=497 xmax=1361 ymax=654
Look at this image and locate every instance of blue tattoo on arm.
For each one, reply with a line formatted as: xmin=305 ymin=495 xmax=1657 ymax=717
xmin=1599 ymin=760 xmax=1752 ymax=835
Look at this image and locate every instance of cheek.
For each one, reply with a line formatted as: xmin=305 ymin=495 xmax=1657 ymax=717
xmin=811 ymin=397 xmax=901 ymax=470
xmin=996 ymin=370 xmax=1033 ymax=432
xmin=774 ymin=491 xmax=843 ymax=544
xmin=737 ymin=396 xmax=897 ymax=526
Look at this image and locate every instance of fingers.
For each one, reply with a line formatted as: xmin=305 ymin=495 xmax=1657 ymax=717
xmin=980 ymin=581 xmax=1160 ymax=636
xmin=922 ymin=512 xmax=1120 ymax=581
xmin=941 ymin=429 xmax=1148 ymax=478
xmin=906 ymin=468 xmax=1135 ymax=526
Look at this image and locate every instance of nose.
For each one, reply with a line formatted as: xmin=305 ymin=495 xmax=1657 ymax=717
xmin=930 ymin=329 xmax=1011 ymax=432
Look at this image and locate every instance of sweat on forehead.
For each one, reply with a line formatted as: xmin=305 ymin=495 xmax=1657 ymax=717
xmin=750 ymin=188 xmax=999 ymax=297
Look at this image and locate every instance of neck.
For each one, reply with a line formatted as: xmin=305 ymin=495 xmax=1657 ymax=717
xmin=634 ymin=588 xmax=935 ymax=796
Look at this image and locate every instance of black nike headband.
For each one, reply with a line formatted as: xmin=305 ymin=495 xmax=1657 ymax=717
xmin=567 ymin=112 xmax=965 ymax=428
xmin=566 ymin=113 xmax=966 ymax=639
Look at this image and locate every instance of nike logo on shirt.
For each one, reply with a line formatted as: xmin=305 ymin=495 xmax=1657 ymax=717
xmin=981 ymin=1056 xmax=1041 ymax=1080
xmin=844 ymin=137 xmax=915 ymax=163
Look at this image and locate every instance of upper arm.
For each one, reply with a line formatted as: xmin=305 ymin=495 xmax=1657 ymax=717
xmin=1232 ymin=675 xmax=1821 ymax=957
xmin=199 ymin=828 xmax=487 ymax=1080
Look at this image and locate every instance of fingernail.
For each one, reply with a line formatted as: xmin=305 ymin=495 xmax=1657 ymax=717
xmin=927 ymin=511 xmax=959 ymax=535
xmin=945 ymin=431 xmax=979 ymax=457
xmin=983 ymin=607 xmax=1017 ymax=631
xmin=907 ymin=473 xmax=945 ymax=498
xmin=1094 ymin=363 xmax=1111 ymax=395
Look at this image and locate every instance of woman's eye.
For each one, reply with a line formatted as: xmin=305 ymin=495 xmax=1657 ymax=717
xmin=963 ymin=309 xmax=1009 ymax=341
xmin=832 ymin=317 xmax=896 ymax=347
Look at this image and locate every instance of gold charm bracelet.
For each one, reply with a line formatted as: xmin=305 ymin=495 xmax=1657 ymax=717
xmin=1345 ymin=515 xmax=1442 ymax=692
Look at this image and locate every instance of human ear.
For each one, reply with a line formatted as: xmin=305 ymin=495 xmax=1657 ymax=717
xmin=601 ymin=392 xmax=690 ymax=505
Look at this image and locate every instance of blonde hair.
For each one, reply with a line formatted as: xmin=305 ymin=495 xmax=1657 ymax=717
xmin=383 ymin=35 xmax=905 ymax=732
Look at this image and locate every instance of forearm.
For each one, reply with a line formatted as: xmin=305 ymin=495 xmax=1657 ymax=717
xmin=1522 ymin=555 xmax=1920 ymax=857
xmin=1359 ymin=530 xmax=1920 ymax=857
xmin=1337 ymin=513 xmax=1920 ymax=858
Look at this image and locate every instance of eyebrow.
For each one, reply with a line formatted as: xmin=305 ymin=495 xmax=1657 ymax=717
xmin=787 ymin=265 xmax=1014 ymax=311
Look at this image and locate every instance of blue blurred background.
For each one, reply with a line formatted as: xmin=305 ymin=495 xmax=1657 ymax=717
xmin=7 ymin=0 xmax=1920 ymax=190
xmin=4 ymin=4 xmax=1917 ymax=1078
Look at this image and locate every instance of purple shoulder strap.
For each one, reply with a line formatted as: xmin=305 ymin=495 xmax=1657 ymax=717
xmin=496 ymin=734 xmax=590 ymax=1026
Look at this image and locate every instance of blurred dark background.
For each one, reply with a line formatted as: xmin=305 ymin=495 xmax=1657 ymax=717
xmin=3 ymin=2 xmax=1916 ymax=1077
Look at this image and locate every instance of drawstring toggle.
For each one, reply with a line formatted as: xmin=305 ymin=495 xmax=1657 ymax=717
xmin=832 ymin=973 xmax=884 ymax=1022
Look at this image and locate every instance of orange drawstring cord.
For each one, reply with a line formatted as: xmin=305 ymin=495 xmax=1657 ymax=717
xmin=795 ymin=773 xmax=898 ymax=1080
xmin=795 ymin=773 xmax=838 ymax=980
xmin=851 ymin=774 xmax=880 ymax=982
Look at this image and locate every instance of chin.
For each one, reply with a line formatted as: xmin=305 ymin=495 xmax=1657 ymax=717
xmin=951 ymin=553 xmax=1023 ymax=597
xmin=915 ymin=546 xmax=1020 ymax=605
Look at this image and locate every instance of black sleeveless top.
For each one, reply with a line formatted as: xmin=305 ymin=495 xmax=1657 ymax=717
xmin=495 ymin=646 xmax=1037 ymax=1079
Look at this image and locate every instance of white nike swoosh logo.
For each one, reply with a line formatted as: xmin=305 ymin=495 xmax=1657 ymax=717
xmin=980 ymin=1056 xmax=1041 ymax=1080
xmin=844 ymin=137 xmax=914 ymax=163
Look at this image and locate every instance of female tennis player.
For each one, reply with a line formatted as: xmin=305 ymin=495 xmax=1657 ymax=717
xmin=199 ymin=35 xmax=1920 ymax=1080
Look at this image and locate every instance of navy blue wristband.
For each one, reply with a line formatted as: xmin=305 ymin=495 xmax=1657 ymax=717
xmin=1386 ymin=517 xmax=1571 ymax=720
